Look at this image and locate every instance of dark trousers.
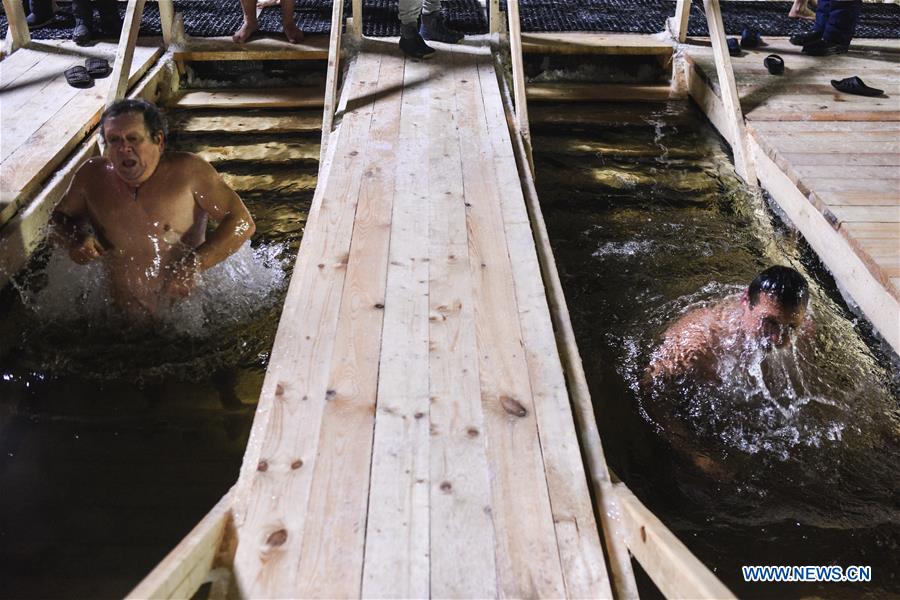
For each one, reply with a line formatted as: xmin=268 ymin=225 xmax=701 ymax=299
xmin=814 ymin=0 xmax=861 ymax=45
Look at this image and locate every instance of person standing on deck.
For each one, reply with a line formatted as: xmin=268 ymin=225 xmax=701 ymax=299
xmin=51 ymin=99 xmax=256 ymax=318
xmin=233 ymin=0 xmax=304 ymax=43
xmin=789 ymin=0 xmax=861 ymax=55
xmin=397 ymin=0 xmax=465 ymax=59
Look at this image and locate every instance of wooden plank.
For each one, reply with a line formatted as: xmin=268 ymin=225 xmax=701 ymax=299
xmin=158 ymin=0 xmax=175 ymax=45
xmin=475 ymin=51 xmax=613 ymax=599
xmin=290 ymin=52 xmax=403 ymax=598
xmin=106 ymin=0 xmax=148 ymax=104
xmin=526 ymin=83 xmax=672 ymax=103
xmin=749 ymin=110 xmax=900 ymax=122
xmin=186 ymin=141 xmax=320 ymax=165
xmin=361 ymin=52 xmax=431 ymax=599
xmin=792 ymin=166 xmax=900 ymax=180
xmin=521 ymin=32 xmax=672 ymax=56
xmin=126 ymin=490 xmax=234 ymax=600
xmin=454 ymin=46 xmax=567 ymax=599
xmin=507 ymin=0 xmax=534 ymax=175
xmin=828 ymin=205 xmax=900 ymax=223
xmin=813 ymin=190 xmax=899 ymax=207
xmin=320 ymin=0 xmax=344 ymax=148
xmin=751 ymin=121 xmax=900 ymax=134
xmin=172 ymin=87 xmax=326 ymax=109
xmin=172 ymin=112 xmax=322 ymax=135
xmin=840 ymin=222 xmax=900 ymax=238
xmin=759 ymin=139 xmax=900 ymax=154
xmin=671 ymin=0 xmax=691 ymax=42
xmin=426 ymin=47 xmax=499 ymax=599
xmin=614 ymin=483 xmax=736 ymax=599
xmin=780 ymin=152 xmax=900 ymax=167
xmin=230 ymin=52 xmax=382 ymax=597
xmin=218 ymin=172 xmax=317 ymax=195
xmin=0 ymin=47 xmax=45 ymax=90
xmin=172 ymin=36 xmax=329 ymax=61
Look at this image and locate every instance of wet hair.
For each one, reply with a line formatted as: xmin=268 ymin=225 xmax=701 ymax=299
xmin=100 ymin=99 xmax=168 ymax=144
xmin=748 ymin=266 xmax=809 ymax=311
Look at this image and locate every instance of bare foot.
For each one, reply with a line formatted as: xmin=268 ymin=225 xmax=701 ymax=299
xmin=257 ymin=0 xmax=280 ymax=7
xmin=789 ymin=7 xmax=816 ymax=19
xmin=232 ymin=20 xmax=259 ymax=43
xmin=284 ymin=23 xmax=304 ymax=43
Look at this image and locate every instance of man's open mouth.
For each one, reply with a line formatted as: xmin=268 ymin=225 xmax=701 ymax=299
xmin=122 ymin=159 xmax=138 ymax=168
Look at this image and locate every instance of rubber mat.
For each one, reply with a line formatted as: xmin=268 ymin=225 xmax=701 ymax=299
xmin=1 ymin=0 xmax=897 ymax=40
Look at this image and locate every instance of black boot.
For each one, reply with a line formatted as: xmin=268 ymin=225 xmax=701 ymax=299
xmin=26 ymin=0 xmax=54 ymax=28
xmin=399 ymin=22 xmax=435 ymax=59
xmin=789 ymin=30 xmax=821 ymax=46
xmin=72 ymin=0 xmax=94 ymax=45
xmin=420 ymin=11 xmax=463 ymax=44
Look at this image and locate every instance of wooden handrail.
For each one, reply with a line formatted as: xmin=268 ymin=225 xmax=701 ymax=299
xmin=106 ymin=0 xmax=148 ymax=105
xmin=1 ymin=0 xmax=31 ymax=55
xmin=320 ymin=0 xmax=345 ymax=156
xmin=505 ymin=0 xmax=535 ymax=177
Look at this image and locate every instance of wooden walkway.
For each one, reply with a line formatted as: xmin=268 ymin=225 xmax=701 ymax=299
xmin=228 ymin=41 xmax=611 ymax=598
xmin=685 ymin=38 xmax=900 ymax=353
xmin=0 ymin=40 xmax=162 ymax=226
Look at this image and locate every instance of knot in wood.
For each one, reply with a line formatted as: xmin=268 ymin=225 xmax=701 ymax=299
xmin=266 ymin=529 xmax=288 ymax=547
xmin=500 ymin=396 xmax=528 ymax=418
xmin=257 ymin=460 xmax=269 ymax=472
xmin=439 ymin=481 xmax=453 ymax=493
xmin=291 ymin=459 xmax=304 ymax=470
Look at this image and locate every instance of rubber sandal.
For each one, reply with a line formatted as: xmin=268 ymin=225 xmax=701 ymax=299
xmin=740 ymin=27 xmax=764 ymax=49
xmin=64 ymin=65 xmax=94 ymax=88
xmin=831 ymin=76 xmax=884 ymax=97
xmin=727 ymin=38 xmax=742 ymax=57
xmin=85 ymin=57 xmax=111 ymax=78
xmin=764 ymin=54 xmax=784 ymax=75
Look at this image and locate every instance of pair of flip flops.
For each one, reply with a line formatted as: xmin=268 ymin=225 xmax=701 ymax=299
xmin=831 ymin=76 xmax=885 ymax=97
xmin=64 ymin=57 xmax=112 ymax=89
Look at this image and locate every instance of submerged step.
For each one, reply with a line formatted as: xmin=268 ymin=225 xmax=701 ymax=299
xmin=522 ymin=33 xmax=673 ymax=58
xmin=180 ymin=140 xmax=320 ymax=166
xmin=171 ymin=110 xmax=322 ymax=135
xmin=172 ymin=86 xmax=326 ymax=109
xmin=220 ymin=171 xmax=317 ymax=196
xmin=527 ymin=83 xmax=672 ymax=103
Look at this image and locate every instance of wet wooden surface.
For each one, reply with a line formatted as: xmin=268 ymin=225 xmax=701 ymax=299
xmin=229 ymin=40 xmax=612 ymax=598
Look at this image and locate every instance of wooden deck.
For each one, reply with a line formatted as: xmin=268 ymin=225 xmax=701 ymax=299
xmin=684 ymin=37 xmax=900 ymax=353
xmin=0 ymin=39 xmax=163 ymax=226
xmin=227 ymin=40 xmax=611 ymax=598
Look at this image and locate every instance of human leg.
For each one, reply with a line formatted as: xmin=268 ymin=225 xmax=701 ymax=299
xmin=420 ymin=0 xmax=463 ymax=44
xmin=398 ymin=0 xmax=435 ymax=58
xmin=803 ymin=0 xmax=858 ymax=55
xmin=96 ymin=0 xmax=122 ymax=37
xmin=233 ymin=0 xmax=259 ymax=43
xmin=280 ymin=0 xmax=304 ymax=43
xmin=72 ymin=0 xmax=94 ymax=45
xmin=790 ymin=0 xmax=828 ymax=45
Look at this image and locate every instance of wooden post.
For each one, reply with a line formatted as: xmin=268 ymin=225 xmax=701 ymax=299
xmin=489 ymin=0 xmax=501 ymax=35
xmin=670 ymin=0 xmax=691 ymax=42
xmin=158 ymin=0 xmax=175 ymax=46
xmin=352 ymin=0 xmax=362 ymax=37
xmin=320 ymin=0 xmax=344 ymax=157
xmin=1 ymin=0 xmax=31 ymax=55
xmin=702 ymin=0 xmax=756 ymax=185
xmin=106 ymin=0 xmax=147 ymax=105
xmin=505 ymin=0 xmax=534 ymax=176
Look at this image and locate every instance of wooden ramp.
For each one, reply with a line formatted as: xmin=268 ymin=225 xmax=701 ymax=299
xmin=222 ymin=40 xmax=611 ymax=598
xmin=0 ymin=40 xmax=163 ymax=227
xmin=684 ymin=38 xmax=900 ymax=353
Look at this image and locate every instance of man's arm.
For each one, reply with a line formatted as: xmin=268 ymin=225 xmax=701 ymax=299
xmin=164 ymin=155 xmax=256 ymax=296
xmin=189 ymin=155 xmax=256 ymax=271
xmin=51 ymin=160 xmax=107 ymax=264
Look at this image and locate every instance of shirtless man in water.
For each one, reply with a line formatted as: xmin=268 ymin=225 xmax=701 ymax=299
xmin=52 ymin=99 xmax=255 ymax=317
xmin=648 ymin=265 xmax=811 ymax=381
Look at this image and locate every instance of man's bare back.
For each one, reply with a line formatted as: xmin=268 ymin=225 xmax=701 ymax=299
xmin=53 ymin=101 xmax=255 ymax=317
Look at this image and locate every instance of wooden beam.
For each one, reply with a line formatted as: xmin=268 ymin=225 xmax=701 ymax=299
xmin=351 ymin=0 xmax=362 ymax=38
xmin=670 ymin=0 xmax=691 ymax=43
xmin=106 ymin=0 xmax=148 ymax=105
xmin=320 ymin=0 xmax=345 ymax=154
xmin=172 ymin=86 xmax=325 ymax=109
xmin=158 ymin=0 xmax=175 ymax=46
xmin=701 ymin=0 xmax=756 ymax=185
xmin=613 ymin=483 xmax=736 ymax=599
xmin=521 ymin=33 xmax=673 ymax=56
xmin=505 ymin=0 xmax=534 ymax=176
xmin=489 ymin=0 xmax=501 ymax=35
xmin=126 ymin=489 xmax=235 ymax=600
xmin=527 ymin=82 xmax=672 ymax=103
xmin=490 ymin=50 xmax=640 ymax=600
xmin=1 ymin=0 xmax=30 ymax=55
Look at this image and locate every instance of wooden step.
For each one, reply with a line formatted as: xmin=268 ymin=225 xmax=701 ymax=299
xmin=172 ymin=111 xmax=322 ymax=135
xmin=178 ymin=140 xmax=320 ymax=165
xmin=522 ymin=33 xmax=673 ymax=57
xmin=527 ymin=82 xmax=673 ymax=103
xmin=220 ymin=171 xmax=317 ymax=195
xmin=171 ymin=86 xmax=325 ymax=109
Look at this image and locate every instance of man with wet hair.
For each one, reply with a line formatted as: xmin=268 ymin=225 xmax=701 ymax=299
xmin=647 ymin=266 xmax=811 ymax=381
xmin=52 ymin=98 xmax=255 ymax=317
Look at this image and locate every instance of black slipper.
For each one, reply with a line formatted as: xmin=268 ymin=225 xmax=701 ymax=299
xmin=64 ymin=65 xmax=94 ymax=88
xmin=831 ymin=76 xmax=884 ymax=97
xmin=764 ymin=54 xmax=784 ymax=75
xmin=727 ymin=38 xmax=742 ymax=57
xmin=85 ymin=57 xmax=111 ymax=78
xmin=741 ymin=27 xmax=764 ymax=49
